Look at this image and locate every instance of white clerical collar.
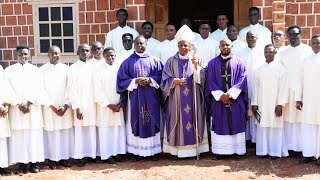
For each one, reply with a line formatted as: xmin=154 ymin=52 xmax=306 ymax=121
xmin=118 ymin=25 xmax=128 ymax=29
xmin=250 ymin=24 xmax=260 ymax=28
xmin=178 ymin=52 xmax=192 ymax=59
xmin=221 ymin=54 xmax=231 ymax=60
xmin=135 ymin=52 xmax=146 ymax=57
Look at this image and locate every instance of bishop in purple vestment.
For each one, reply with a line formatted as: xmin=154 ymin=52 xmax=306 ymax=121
xmin=205 ymin=39 xmax=248 ymax=157
xmin=117 ymin=36 xmax=163 ymax=159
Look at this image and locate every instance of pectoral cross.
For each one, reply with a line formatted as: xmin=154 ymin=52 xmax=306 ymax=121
xmin=221 ymin=70 xmax=232 ymax=90
xmin=182 ymin=68 xmax=187 ymax=79
xmin=137 ymin=65 xmax=147 ymax=77
xmin=140 ymin=104 xmax=150 ymax=125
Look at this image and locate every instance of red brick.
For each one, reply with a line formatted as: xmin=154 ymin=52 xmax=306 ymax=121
xmin=0 ymin=37 xmax=7 ymax=48
xmin=100 ymin=24 xmax=110 ymax=33
xmin=6 ymin=16 xmax=17 ymax=25
xmin=89 ymin=35 xmax=95 ymax=45
xmin=22 ymin=26 xmax=29 ymax=35
xmin=22 ymin=4 xmax=32 ymax=14
xmin=264 ymin=21 xmax=272 ymax=31
xmin=273 ymin=23 xmax=285 ymax=33
xmin=28 ymin=36 xmax=34 ymax=48
xmin=126 ymin=0 xmax=134 ymax=5
xmin=10 ymin=0 xmax=16 ymax=2
xmin=315 ymin=3 xmax=320 ymax=13
xmin=79 ymin=13 xmax=85 ymax=24
xmin=296 ymin=15 xmax=306 ymax=26
xmin=296 ymin=0 xmax=307 ymax=2
xmin=263 ymin=7 xmax=272 ymax=20
xmin=80 ymin=35 xmax=87 ymax=44
xmin=91 ymin=24 xmax=100 ymax=33
xmin=79 ymin=25 xmax=90 ymax=34
xmin=86 ymin=12 xmax=94 ymax=23
xmin=96 ymin=34 xmax=105 ymax=44
xmin=110 ymin=0 xmax=125 ymax=9
xmin=265 ymin=0 xmax=272 ymax=6
xmin=97 ymin=0 xmax=109 ymax=10
xmin=273 ymin=1 xmax=285 ymax=11
xmin=27 ymin=15 xmax=33 ymax=25
xmin=317 ymin=15 xmax=320 ymax=26
xmin=286 ymin=3 xmax=291 ymax=13
xmin=7 ymin=37 xmax=17 ymax=48
xmin=135 ymin=0 xmax=145 ymax=4
xmin=14 ymin=4 xmax=22 ymax=14
xmin=300 ymin=3 xmax=312 ymax=14
xmin=18 ymin=36 xmax=27 ymax=45
xmin=139 ymin=6 xmax=145 ymax=20
xmin=14 ymin=26 xmax=21 ymax=35
xmin=307 ymin=15 xmax=315 ymax=26
xmin=95 ymin=12 xmax=106 ymax=23
xmin=18 ymin=16 xmax=26 ymax=25
xmin=301 ymin=27 xmax=311 ymax=39
xmin=290 ymin=4 xmax=298 ymax=14
xmin=273 ymin=12 xmax=285 ymax=23
xmin=86 ymin=0 xmax=96 ymax=11
xmin=2 ymin=4 xmax=13 ymax=15
xmin=29 ymin=26 xmax=33 ymax=35
xmin=135 ymin=22 xmax=143 ymax=34
xmin=107 ymin=11 xmax=117 ymax=22
xmin=311 ymin=27 xmax=320 ymax=35
xmin=127 ymin=22 xmax=134 ymax=28
xmin=79 ymin=2 xmax=85 ymax=11
xmin=127 ymin=6 xmax=138 ymax=21
xmin=285 ymin=15 xmax=295 ymax=26
xmin=3 ymin=50 xmax=13 ymax=61
xmin=0 ymin=17 xmax=5 ymax=26
xmin=2 ymin=27 xmax=13 ymax=36
xmin=110 ymin=23 xmax=117 ymax=30
xmin=252 ymin=0 xmax=263 ymax=6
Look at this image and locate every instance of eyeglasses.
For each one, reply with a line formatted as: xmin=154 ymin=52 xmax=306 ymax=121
xmin=287 ymin=33 xmax=301 ymax=37
xmin=272 ymin=33 xmax=284 ymax=37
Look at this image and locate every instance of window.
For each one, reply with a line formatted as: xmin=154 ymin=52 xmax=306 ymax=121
xmin=31 ymin=1 xmax=81 ymax=63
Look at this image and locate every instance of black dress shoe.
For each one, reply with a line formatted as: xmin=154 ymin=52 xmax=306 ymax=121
xmin=132 ymin=155 xmax=142 ymax=162
xmin=171 ymin=155 xmax=178 ymax=160
xmin=113 ymin=155 xmax=124 ymax=162
xmin=95 ymin=156 xmax=103 ymax=164
xmin=48 ymin=160 xmax=57 ymax=170
xmin=316 ymin=159 xmax=320 ymax=166
xmin=59 ymin=160 xmax=71 ymax=167
xmin=29 ymin=163 xmax=40 ymax=173
xmin=105 ymin=157 xmax=116 ymax=164
xmin=299 ymin=157 xmax=313 ymax=164
xmin=212 ymin=154 xmax=221 ymax=160
xmin=270 ymin=156 xmax=280 ymax=160
xmin=151 ymin=155 xmax=159 ymax=161
xmin=77 ymin=158 xmax=87 ymax=167
xmin=15 ymin=163 xmax=27 ymax=174
xmin=0 ymin=168 xmax=13 ymax=175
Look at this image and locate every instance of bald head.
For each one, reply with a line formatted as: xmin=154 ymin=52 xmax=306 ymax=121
xmin=48 ymin=45 xmax=61 ymax=65
xmin=219 ymin=38 xmax=233 ymax=56
xmin=91 ymin=41 xmax=104 ymax=60
xmin=78 ymin=44 xmax=91 ymax=61
xmin=246 ymin=30 xmax=258 ymax=48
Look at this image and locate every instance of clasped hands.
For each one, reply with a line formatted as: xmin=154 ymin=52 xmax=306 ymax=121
xmin=50 ymin=104 xmax=69 ymax=117
xmin=220 ymin=93 xmax=232 ymax=105
xmin=107 ymin=104 xmax=122 ymax=112
xmin=18 ymin=101 xmax=32 ymax=114
xmin=0 ymin=103 xmax=10 ymax=118
xmin=173 ymin=78 xmax=187 ymax=86
xmin=135 ymin=77 xmax=151 ymax=86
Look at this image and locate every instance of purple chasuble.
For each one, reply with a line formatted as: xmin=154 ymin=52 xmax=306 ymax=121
xmin=117 ymin=52 xmax=163 ymax=138
xmin=161 ymin=53 xmax=205 ymax=146
xmin=205 ymin=55 xmax=248 ymax=135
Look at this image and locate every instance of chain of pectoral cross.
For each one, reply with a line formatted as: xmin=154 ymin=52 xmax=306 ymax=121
xmin=140 ymin=105 xmax=150 ymax=125
xmin=137 ymin=64 xmax=148 ymax=77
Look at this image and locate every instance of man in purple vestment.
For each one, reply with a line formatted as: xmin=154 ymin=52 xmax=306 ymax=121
xmin=161 ymin=25 xmax=209 ymax=159
xmin=205 ymin=39 xmax=248 ymax=159
xmin=117 ymin=35 xmax=163 ymax=161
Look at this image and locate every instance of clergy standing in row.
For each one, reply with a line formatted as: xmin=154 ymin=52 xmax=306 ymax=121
xmin=161 ymin=25 xmax=209 ymax=158
xmin=104 ymin=8 xmax=138 ymax=53
xmin=278 ymin=26 xmax=313 ymax=155
xmin=41 ymin=46 xmax=73 ymax=169
xmin=193 ymin=22 xmax=219 ymax=67
xmin=226 ymin=25 xmax=246 ymax=56
xmin=5 ymin=45 xmax=45 ymax=173
xmin=210 ymin=12 xmax=229 ymax=42
xmin=142 ymin=21 xmax=161 ymax=59
xmin=68 ymin=44 xmax=97 ymax=167
xmin=205 ymin=39 xmax=248 ymax=158
xmin=93 ymin=47 xmax=126 ymax=164
xmin=158 ymin=23 xmax=178 ymax=65
xmin=115 ymin=33 xmax=134 ymax=66
xmin=238 ymin=30 xmax=265 ymax=144
xmin=239 ymin=7 xmax=272 ymax=48
xmin=251 ymin=44 xmax=289 ymax=159
xmin=117 ymin=36 xmax=163 ymax=161
xmin=295 ymin=35 xmax=320 ymax=165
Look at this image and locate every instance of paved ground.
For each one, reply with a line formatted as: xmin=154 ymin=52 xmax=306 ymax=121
xmin=1 ymin=150 xmax=320 ymax=180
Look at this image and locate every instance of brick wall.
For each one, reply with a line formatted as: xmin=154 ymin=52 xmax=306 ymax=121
xmin=78 ymin=0 xmax=146 ymax=45
xmin=253 ymin=0 xmax=273 ymax=30
xmin=0 ymin=0 xmax=33 ymax=68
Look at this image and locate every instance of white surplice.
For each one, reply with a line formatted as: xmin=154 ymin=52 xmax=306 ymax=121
xmin=146 ymin=37 xmax=161 ymax=59
xmin=115 ymin=49 xmax=134 ymax=66
xmin=104 ymin=25 xmax=139 ymax=53
xmin=193 ymin=37 xmax=219 ymax=67
xmin=278 ymin=43 xmax=313 ymax=151
xmin=230 ymin=38 xmax=247 ymax=56
xmin=5 ymin=62 xmax=45 ymax=164
xmin=238 ymin=46 xmax=265 ymax=143
xmin=93 ymin=61 xmax=126 ymax=160
xmin=295 ymin=53 xmax=320 ymax=157
xmin=158 ymin=39 xmax=178 ymax=65
xmin=251 ymin=61 xmax=289 ymax=157
xmin=40 ymin=62 xmax=74 ymax=161
xmin=210 ymin=28 xmax=228 ymax=42
xmin=68 ymin=60 xmax=96 ymax=159
xmin=239 ymin=23 xmax=272 ymax=48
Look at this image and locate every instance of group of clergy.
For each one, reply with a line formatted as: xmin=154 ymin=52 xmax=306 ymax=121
xmin=1 ymin=6 xmax=320 ymax=177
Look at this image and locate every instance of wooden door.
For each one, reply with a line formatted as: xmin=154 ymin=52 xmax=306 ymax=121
xmin=233 ymin=0 xmax=252 ymax=30
xmin=145 ymin=0 xmax=168 ymax=41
